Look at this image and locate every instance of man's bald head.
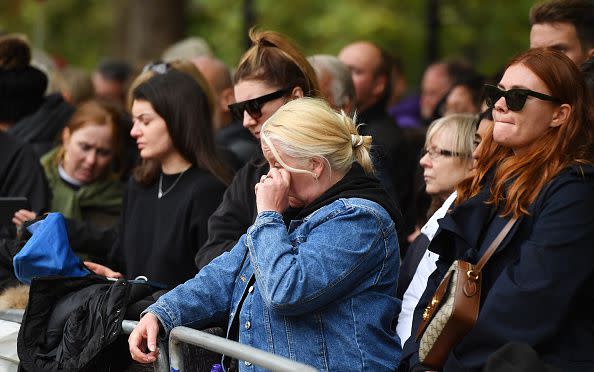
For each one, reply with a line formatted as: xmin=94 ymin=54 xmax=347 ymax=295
xmin=192 ymin=56 xmax=233 ymax=96
xmin=338 ymin=41 xmax=390 ymax=112
xmin=191 ymin=56 xmax=235 ymax=129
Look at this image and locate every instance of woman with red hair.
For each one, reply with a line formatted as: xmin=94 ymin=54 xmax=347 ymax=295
xmin=400 ymin=48 xmax=594 ymax=371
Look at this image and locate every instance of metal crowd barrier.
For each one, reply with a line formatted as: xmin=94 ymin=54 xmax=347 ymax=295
xmin=168 ymin=326 xmax=318 ymax=372
xmin=0 ymin=311 xmax=317 ymax=372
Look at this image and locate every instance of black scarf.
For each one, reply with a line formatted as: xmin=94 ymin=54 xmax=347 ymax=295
xmin=294 ymin=163 xmax=403 ymax=233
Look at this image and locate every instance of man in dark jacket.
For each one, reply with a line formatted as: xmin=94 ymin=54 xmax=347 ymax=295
xmin=339 ymin=41 xmax=415 ymax=241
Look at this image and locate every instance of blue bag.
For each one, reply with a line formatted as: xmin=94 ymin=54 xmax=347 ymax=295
xmin=13 ymin=212 xmax=90 ymax=284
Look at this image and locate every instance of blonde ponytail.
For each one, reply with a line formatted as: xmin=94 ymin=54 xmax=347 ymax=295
xmin=261 ymin=98 xmax=375 ymax=176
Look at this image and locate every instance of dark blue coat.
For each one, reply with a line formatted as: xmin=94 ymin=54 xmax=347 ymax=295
xmin=401 ymin=165 xmax=594 ymax=372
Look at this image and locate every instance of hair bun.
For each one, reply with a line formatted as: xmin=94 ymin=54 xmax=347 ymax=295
xmin=351 ymin=134 xmax=364 ymax=147
xmin=0 ymin=35 xmax=32 ymax=70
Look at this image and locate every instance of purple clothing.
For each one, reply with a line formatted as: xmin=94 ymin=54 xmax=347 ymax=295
xmin=388 ymin=95 xmax=422 ymax=129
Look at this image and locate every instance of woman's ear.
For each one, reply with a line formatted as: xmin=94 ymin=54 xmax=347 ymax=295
xmin=310 ymin=156 xmax=325 ymax=178
xmin=291 ymin=86 xmax=304 ymax=99
xmin=550 ymin=103 xmax=571 ymax=128
xmin=62 ymin=127 xmax=72 ymax=146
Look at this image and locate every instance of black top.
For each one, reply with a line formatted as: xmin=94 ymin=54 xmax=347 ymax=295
xmin=296 ymin=162 xmax=402 ymax=228
xmin=358 ymin=100 xmax=417 ymax=248
xmin=215 ymin=120 xmax=260 ymax=167
xmin=108 ymin=166 xmax=226 ymax=287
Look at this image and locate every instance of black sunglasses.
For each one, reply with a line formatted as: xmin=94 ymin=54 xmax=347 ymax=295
xmin=484 ymin=84 xmax=561 ymax=112
xmin=228 ymin=87 xmax=292 ymax=121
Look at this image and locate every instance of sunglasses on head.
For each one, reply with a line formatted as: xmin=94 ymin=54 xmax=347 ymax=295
xmin=228 ymin=87 xmax=292 ymax=121
xmin=484 ymin=84 xmax=561 ymax=112
xmin=142 ymin=61 xmax=170 ymax=74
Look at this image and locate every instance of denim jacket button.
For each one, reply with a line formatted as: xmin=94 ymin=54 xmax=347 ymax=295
xmin=244 ymin=321 xmax=251 ymax=329
xmin=244 ymin=361 xmax=252 ymax=366
xmin=248 ymin=285 xmax=254 ymax=293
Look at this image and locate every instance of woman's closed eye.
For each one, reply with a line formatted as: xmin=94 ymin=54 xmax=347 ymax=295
xmin=78 ymin=142 xmax=93 ymax=152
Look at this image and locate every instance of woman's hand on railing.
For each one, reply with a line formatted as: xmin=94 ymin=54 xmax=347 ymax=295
xmin=83 ymin=261 xmax=123 ymax=279
xmin=128 ymin=312 xmax=161 ymax=363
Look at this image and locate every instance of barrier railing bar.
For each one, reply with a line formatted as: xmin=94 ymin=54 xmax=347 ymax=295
xmin=122 ymin=320 xmax=169 ymax=372
xmin=0 ymin=355 xmax=19 ymax=363
xmin=168 ymin=326 xmax=317 ymax=372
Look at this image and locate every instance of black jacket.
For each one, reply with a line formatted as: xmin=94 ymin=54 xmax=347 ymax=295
xmin=401 ymin=165 xmax=594 ymax=371
xmin=358 ymin=101 xmax=416 ymax=244
xmin=8 ymin=93 xmax=75 ymax=159
xmin=0 ymin=132 xmax=50 ymax=219
xmin=17 ymin=274 xmax=163 ymax=372
xmin=17 ymin=275 xmax=131 ymax=372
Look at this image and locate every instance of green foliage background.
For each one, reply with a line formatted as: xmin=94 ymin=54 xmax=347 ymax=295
xmin=1 ymin=0 xmax=537 ymax=86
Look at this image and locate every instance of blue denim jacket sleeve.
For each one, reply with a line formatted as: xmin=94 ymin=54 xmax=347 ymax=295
xmin=247 ymin=200 xmax=396 ymax=316
xmin=144 ymin=236 xmax=248 ymax=334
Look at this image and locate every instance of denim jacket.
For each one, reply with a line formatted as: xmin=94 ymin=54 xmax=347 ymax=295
xmin=147 ymin=197 xmax=401 ymax=371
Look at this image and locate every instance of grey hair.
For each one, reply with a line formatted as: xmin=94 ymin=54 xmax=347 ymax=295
xmin=307 ymin=54 xmax=356 ymax=110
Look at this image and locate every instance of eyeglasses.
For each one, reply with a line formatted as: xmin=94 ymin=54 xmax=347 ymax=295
xmin=484 ymin=84 xmax=561 ymax=112
xmin=228 ymin=87 xmax=292 ymax=121
xmin=421 ymin=147 xmax=466 ymax=159
xmin=142 ymin=61 xmax=170 ymax=74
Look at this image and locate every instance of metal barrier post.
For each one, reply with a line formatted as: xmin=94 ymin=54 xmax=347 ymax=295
xmin=168 ymin=326 xmax=317 ymax=372
xmin=0 ymin=309 xmax=22 ymax=368
xmin=122 ymin=320 xmax=170 ymax=372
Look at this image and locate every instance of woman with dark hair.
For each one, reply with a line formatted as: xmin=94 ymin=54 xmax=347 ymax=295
xmin=442 ymin=72 xmax=485 ymax=116
xmin=85 ymin=70 xmax=231 ymax=288
xmin=400 ymin=48 xmax=594 ymax=371
xmin=196 ymin=28 xmax=320 ymax=269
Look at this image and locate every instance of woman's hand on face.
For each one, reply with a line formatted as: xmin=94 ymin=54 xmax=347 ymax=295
xmin=83 ymin=261 xmax=124 ymax=279
xmin=255 ymin=167 xmax=291 ymax=214
xmin=12 ymin=209 xmax=37 ymax=228
xmin=128 ymin=312 xmax=160 ymax=363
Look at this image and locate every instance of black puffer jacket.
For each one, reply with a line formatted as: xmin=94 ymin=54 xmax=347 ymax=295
xmin=17 ymin=275 xmax=133 ymax=372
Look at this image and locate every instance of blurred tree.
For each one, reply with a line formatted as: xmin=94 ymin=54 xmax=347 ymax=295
xmin=113 ymin=0 xmax=187 ymax=66
xmin=0 ymin=0 xmax=536 ymax=88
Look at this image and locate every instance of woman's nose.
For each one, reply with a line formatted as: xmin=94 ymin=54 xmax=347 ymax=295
xmin=85 ymin=150 xmax=97 ymax=165
xmin=419 ymin=153 xmax=431 ymax=168
xmin=494 ymin=96 xmax=507 ymax=112
xmin=130 ymin=121 xmax=141 ymax=138
xmin=243 ymin=110 xmax=256 ymax=127
xmin=472 ymin=143 xmax=483 ymax=161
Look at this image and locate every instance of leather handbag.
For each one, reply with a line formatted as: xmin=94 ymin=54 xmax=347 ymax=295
xmin=415 ymin=218 xmax=517 ymax=369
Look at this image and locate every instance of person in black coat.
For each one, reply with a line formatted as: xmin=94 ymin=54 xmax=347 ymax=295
xmin=338 ymin=41 xmax=414 ymax=248
xmin=400 ymin=48 xmax=594 ymax=371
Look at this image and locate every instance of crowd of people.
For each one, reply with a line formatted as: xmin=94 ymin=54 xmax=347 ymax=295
xmin=1 ymin=0 xmax=594 ymax=371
